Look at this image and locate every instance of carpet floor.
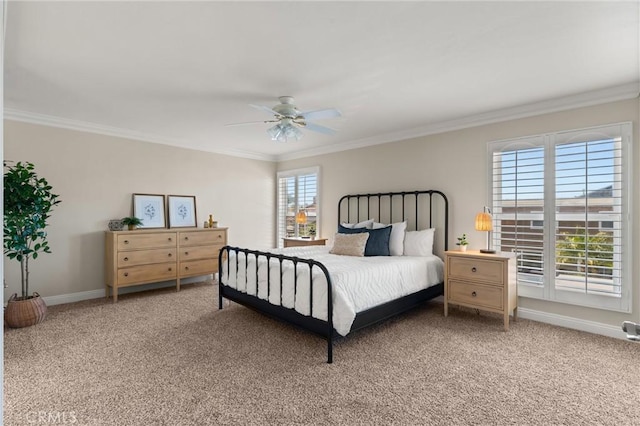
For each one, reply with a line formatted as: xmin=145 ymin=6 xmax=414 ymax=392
xmin=4 ymin=282 xmax=640 ymax=425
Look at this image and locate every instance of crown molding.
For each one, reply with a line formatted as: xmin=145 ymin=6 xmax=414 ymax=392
xmin=276 ymin=82 xmax=640 ymax=161
xmin=3 ymin=108 xmax=277 ymax=162
xmin=5 ymin=82 xmax=638 ymax=163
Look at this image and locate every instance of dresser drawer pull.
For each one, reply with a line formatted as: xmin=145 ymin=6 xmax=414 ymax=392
xmin=124 ymin=240 xmax=129 ymax=244
xmin=168 ymin=237 xmax=172 ymax=241
xmin=184 ymin=237 xmax=189 ymax=241
xmin=123 ymin=257 xmax=129 ymax=261
xmin=185 ymin=266 xmax=189 ymax=271
xmin=124 ymin=272 xmax=129 ymax=277
xmin=472 ymin=291 xmax=477 ymax=297
xmin=168 ymin=253 xmax=172 ymax=257
xmin=185 ymin=252 xmax=189 ymax=255
xmin=471 ymin=267 xmax=477 ymax=273
xmin=168 ymin=267 xmax=172 ymax=271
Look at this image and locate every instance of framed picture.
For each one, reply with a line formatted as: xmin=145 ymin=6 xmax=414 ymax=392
xmin=132 ymin=194 xmax=166 ymax=229
xmin=168 ymin=195 xmax=197 ymax=228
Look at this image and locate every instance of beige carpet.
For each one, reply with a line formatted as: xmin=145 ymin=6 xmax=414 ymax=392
xmin=4 ymin=282 xmax=640 ymax=425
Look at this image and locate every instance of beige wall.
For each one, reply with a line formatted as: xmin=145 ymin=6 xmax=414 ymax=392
xmin=3 ymin=121 xmax=276 ymax=299
xmin=279 ymin=98 xmax=640 ymax=328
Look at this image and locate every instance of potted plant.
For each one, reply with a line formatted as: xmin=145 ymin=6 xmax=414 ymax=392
xmin=456 ymin=234 xmax=469 ymax=252
xmin=4 ymin=161 xmax=61 ymax=328
xmin=121 ymin=216 xmax=143 ymax=230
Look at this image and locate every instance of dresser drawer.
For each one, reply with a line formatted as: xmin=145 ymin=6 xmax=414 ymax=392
xmin=179 ymin=230 xmax=227 ymax=246
xmin=118 ymin=248 xmax=176 ymax=267
xmin=179 ymin=258 xmax=218 ymax=277
xmin=179 ymin=245 xmax=220 ymax=261
xmin=118 ymin=262 xmax=177 ymax=286
xmin=448 ymin=256 xmax=504 ymax=285
xmin=117 ymin=233 xmax=177 ymax=251
xmin=448 ymin=279 xmax=503 ymax=310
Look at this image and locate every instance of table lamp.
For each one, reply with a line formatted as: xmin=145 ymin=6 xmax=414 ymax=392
xmin=475 ymin=206 xmax=495 ymax=253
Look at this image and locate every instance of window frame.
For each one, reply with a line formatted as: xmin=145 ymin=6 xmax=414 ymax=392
xmin=487 ymin=122 xmax=632 ymax=312
xmin=276 ymin=166 xmax=321 ymax=248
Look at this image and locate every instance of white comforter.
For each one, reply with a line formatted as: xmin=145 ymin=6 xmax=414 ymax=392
xmin=221 ymin=246 xmax=443 ymax=336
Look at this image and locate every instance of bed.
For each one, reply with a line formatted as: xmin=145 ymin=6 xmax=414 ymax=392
xmin=218 ymin=190 xmax=449 ymax=363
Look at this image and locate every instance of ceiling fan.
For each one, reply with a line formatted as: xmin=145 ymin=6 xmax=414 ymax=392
xmin=227 ymin=96 xmax=342 ymax=142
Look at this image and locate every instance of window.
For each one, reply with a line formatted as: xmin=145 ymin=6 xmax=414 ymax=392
xmin=489 ymin=123 xmax=632 ymax=312
xmin=277 ymin=167 xmax=320 ymax=247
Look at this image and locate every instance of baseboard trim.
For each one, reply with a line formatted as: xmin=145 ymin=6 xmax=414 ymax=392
xmin=41 ymin=276 xmax=213 ymax=306
xmin=517 ymin=307 xmax=625 ymax=340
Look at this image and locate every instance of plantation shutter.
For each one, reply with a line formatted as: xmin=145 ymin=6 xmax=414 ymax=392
xmin=277 ymin=168 xmax=319 ymax=247
xmin=552 ymin=128 xmax=623 ymax=301
xmin=491 ymin=138 xmax=546 ymax=290
xmin=489 ymin=123 xmax=631 ymax=312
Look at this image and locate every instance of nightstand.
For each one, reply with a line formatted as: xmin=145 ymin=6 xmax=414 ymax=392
xmin=283 ymin=237 xmax=327 ymax=248
xmin=444 ymin=250 xmax=517 ymax=331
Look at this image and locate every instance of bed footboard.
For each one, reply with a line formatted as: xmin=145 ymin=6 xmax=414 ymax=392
xmin=218 ymin=246 xmax=335 ymax=363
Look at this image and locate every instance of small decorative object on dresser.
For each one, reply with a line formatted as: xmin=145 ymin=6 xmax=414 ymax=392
xmin=104 ymin=227 xmax=228 ymax=302
xmin=132 ymin=193 xmax=166 ymax=228
xmin=121 ymin=216 xmax=143 ymax=231
xmin=168 ymin=195 xmax=197 ymax=228
xmin=283 ymin=237 xmax=328 ymax=248
xmin=444 ymin=250 xmax=517 ymax=331
xmin=108 ymin=219 xmax=124 ymax=231
xmin=456 ymin=234 xmax=469 ymax=252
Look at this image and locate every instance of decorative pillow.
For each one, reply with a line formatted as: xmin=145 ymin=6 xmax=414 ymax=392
xmin=403 ymin=228 xmax=435 ymax=256
xmin=329 ymin=233 xmax=369 ymax=257
xmin=339 ymin=219 xmax=374 ymax=229
xmin=338 ymin=225 xmax=392 ymax=256
xmin=372 ymin=220 xmax=407 ymax=256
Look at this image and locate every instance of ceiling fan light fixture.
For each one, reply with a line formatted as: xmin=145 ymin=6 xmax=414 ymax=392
xmin=267 ymin=122 xmax=302 ymax=142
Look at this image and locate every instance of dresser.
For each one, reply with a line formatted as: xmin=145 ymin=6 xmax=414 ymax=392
xmin=105 ymin=228 xmax=228 ymax=302
xmin=444 ymin=250 xmax=517 ymax=331
xmin=283 ymin=237 xmax=327 ymax=248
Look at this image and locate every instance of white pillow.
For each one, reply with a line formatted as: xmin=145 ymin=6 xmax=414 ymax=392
xmin=340 ymin=219 xmax=374 ymax=229
xmin=403 ymin=228 xmax=435 ymax=256
xmin=372 ymin=220 xmax=407 ymax=256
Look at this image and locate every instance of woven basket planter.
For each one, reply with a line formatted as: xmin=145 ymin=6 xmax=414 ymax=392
xmin=5 ymin=292 xmax=47 ymax=328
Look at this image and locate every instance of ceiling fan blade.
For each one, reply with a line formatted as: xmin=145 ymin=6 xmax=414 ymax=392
xmin=249 ymin=104 xmax=281 ymax=116
xmin=299 ymin=108 xmax=342 ymax=121
xmin=225 ymin=120 xmax=279 ymax=127
xmin=302 ymin=121 xmax=337 ymax=135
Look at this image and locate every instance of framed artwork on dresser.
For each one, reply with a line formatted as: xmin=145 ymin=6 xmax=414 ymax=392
xmin=168 ymin=195 xmax=197 ymax=228
xmin=132 ymin=193 xmax=166 ymax=228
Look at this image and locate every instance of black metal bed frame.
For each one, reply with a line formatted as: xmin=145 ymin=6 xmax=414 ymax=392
xmin=218 ymin=190 xmax=449 ymax=363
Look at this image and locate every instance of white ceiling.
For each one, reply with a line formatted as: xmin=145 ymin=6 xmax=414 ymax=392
xmin=4 ymin=1 xmax=639 ymax=162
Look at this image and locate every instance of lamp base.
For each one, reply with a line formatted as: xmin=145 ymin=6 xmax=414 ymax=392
xmin=480 ymin=249 xmax=496 ymax=254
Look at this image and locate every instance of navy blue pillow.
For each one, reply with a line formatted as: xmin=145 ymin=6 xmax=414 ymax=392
xmin=338 ymin=225 xmax=392 ymax=256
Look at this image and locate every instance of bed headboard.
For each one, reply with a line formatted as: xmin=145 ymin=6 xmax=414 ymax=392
xmin=337 ymin=190 xmax=449 ymax=256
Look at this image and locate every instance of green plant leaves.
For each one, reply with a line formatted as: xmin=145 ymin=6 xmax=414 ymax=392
xmin=4 ymin=161 xmax=61 ymax=297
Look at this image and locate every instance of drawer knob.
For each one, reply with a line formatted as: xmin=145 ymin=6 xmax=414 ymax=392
xmin=471 ymin=267 xmax=477 ymax=273
xmin=185 ymin=266 xmax=189 ymax=270
xmin=123 ymin=257 xmax=129 ymax=261
xmin=168 ymin=267 xmax=172 ymax=271
xmin=168 ymin=237 xmax=172 ymax=241
xmin=472 ymin=291 xmax=477 ymax=297
xmin=124 ymin=272 xmax=129 ymax=277
xmin=185 ymin=252 xmax=189 ymax=255
xmin=184 ymin=237 xmax=189 ymax=241
xmin=168 ymin=253 xmax=172 ymax=257
xmin=124 ymin=240 xmax=129 ymax=244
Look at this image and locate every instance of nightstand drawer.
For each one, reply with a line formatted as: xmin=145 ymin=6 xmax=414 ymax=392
xmin=448 ymin=279 xmax=503 ymax=310
xmin=448 ymin=256 xmax=504 ymax=285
